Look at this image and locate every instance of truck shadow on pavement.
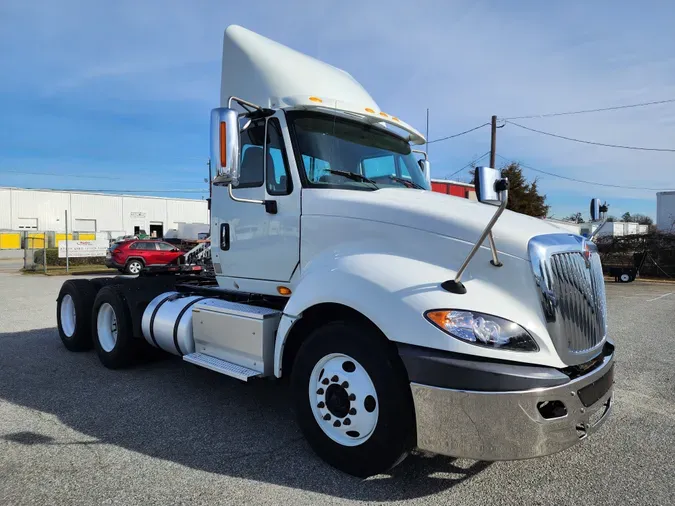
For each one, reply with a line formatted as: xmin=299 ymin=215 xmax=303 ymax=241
xmin=0 ymin=328 xmax=490 ymax=501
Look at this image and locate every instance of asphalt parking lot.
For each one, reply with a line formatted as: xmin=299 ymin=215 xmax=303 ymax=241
xmin=0 ymin=272 xmax=673 ymax=506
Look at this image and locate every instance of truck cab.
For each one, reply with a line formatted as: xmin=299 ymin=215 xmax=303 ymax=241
xmin=56 ymin=25 xmax=614 ymax=478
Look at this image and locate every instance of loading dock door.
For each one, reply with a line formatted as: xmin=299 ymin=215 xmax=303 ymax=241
xmin=149 ymin=223 xmax=163 ymax=238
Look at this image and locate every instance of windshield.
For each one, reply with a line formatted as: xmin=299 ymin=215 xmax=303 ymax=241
xmin=287 ymin=111 xmax=429 ymax=191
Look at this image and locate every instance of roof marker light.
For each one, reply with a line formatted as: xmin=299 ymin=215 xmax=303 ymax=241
xmin=365 ymin=107 xmax=375 ymax=113
xmin=379 ymin=112 xmax=389 ymax=118
xmin=309 ymin=96 xmax=323 ymax=103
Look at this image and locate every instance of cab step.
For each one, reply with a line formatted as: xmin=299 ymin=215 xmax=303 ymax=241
xmin=183 ymin=352 xmax=261 ymax=381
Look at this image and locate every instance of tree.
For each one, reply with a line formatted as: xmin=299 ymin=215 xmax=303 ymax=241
xmin=564 ymin=212 xmax=585 ymax=223
xmin=500 ymin=163 xmax=549 ymax=217
xmin=620 ymin=212 xmax=653 ymax=225
xmin=470 ymin=163 xmax=549 ymax=217
xmin=631 ymin=214 xmax=653 ymax=226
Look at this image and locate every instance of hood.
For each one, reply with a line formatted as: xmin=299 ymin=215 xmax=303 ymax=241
xmin=302 ymin=188 xmax=570 ymax=260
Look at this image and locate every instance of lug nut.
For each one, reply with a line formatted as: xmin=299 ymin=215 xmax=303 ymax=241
xmin=349 ymin=408 xmax=356 ymax=415
xmin=331 ymin=375 xmax=339 ymax=382
xmin=321 ymin=378 xmax=329 ymax=385
xmin=316 ymin=388 xmax=324 ymax=395
xmin=349 ymin=393 xmax=356 ymax=401
xmin=323 ymin=413 xmax=331 ymax=421
xmin=343 ymin=418 xmax=351 ymax=426
xmin=333 ymin=420 xmax=341 ymax=428
xmin=341 ymin=381 xmax=349 ymax=388
xmin=317 ymin=401 xmax=325 ymax=408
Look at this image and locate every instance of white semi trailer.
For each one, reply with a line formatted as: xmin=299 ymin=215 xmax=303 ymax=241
xmin=56 ymin=25 xmax=614 ymax=477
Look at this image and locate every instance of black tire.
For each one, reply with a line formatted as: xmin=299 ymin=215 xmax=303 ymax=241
xmin=125 ymin=259 xmax=144 ymax=275
xmin=56 ymin=280 xmax=97 ymax=351
xmin=291 ymin=320 xmax=416 ymax=477
xmin=91 ymin=285 xmax=137 ymax=369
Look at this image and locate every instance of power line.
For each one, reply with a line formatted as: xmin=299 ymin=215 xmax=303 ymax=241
xmin=504 ymin=121 xmax=675 ymax=152
xmin=501 ymin=98 xmax=675 ymax=120
xmin=427 ymin=123 xmax=490 ymax=144
xmin=496 ymin=154 xmax=675 ymax=191
xmin=445 ymin=151 xmax=491 ymax=179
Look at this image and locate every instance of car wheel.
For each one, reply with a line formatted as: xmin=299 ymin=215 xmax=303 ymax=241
xmin=92 ymin=285 xmax=137 ymax=369
xmin=125 ymin=259 xmax=143 ymax=275
xmin=291 ymin=320 xmax=415 ymax=477
xmin=56 ymin=280 xmax=97 ymax=351
xmin=619 ymin=273 xmax=631 ymax=283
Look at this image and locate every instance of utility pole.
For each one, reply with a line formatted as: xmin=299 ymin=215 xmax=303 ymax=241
xmin=425 ymin=108 xmax=430 ymax=158
xmin=489 ymin=115 xmax=497 ymax=168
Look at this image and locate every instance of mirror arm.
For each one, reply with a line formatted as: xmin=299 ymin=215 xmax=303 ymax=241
xmin=412 ymin=149 xmax=428 ymax=160
xmin=487 ymin=231 xmax=503 ymax=267
xmin=442 ymin=183 xmax=508 ymax=295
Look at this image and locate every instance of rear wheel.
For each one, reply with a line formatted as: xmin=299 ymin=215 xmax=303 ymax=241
xmin=291 ymin=320 xmax=415 ymax=477
xmin=125 ymin=259 xmax=143 ymax=275
xmin=92 ymin=285 xmax=137 ymax=368
xmin=619 ymin=273 xmax=631 ymax=283
xmin=56 ymin=280 xmax=97 ymax=351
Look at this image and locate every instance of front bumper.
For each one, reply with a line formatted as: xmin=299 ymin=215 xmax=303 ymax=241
xmin=410 ymin=347 xmax=614 ymax=460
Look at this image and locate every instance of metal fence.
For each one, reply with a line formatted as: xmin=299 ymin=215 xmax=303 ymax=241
xmin=0 ymin=230 xmax=117 ymax=272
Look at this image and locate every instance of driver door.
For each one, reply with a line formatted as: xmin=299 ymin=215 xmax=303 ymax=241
xmin=212 ymin=112 xmax=300 ymax=282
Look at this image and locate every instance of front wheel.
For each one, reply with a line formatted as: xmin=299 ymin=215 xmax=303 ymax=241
xmin=619 ymin=273 xmax=632 ymax=283
xmin=291 ymin=320 xmax=416 ymax=477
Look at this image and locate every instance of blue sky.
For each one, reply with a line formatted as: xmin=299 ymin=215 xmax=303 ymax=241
xmin=1 ymin=0 xmax=673 ymax=219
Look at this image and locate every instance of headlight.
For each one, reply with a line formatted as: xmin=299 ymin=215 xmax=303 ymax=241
xmin=424 ymin=310 xmax=538 ymax=352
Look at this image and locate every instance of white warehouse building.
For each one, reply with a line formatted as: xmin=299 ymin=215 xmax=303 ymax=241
xmin=0 ymin=187 xmax=209 ymax=239
xmin=657 ymin=191 xmax=675 ymax=232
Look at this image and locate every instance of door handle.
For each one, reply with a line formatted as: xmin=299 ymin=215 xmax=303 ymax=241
xmin=220 ymin=223 xmax=230 ymax=251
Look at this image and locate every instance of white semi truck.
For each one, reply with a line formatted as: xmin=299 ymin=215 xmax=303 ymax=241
xmin=56 ymin=25 xmax=614 ymax=477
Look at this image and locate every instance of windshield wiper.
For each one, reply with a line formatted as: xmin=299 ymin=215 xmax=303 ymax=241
xmin=326 ymin=169 xmax=378 ymax=188
xmin=388 ymin=175 xmax=425 ymax=189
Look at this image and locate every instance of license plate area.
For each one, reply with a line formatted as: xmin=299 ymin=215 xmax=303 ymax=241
xmin=577 ymin=364 xmax=614 ymax=407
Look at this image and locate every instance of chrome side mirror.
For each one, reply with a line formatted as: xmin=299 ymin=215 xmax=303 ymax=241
xmin=475 ymin=166 xmax=508 ymax=206
xmin=413 ymin=150 xmax=431 ymax=186
xmin=418 ymin=159 xmax=431 ymax=186
xmin=210 ymin=108 xmax=240 ymax=186
xmin=590 ymin=198 xmax=600 ymax=222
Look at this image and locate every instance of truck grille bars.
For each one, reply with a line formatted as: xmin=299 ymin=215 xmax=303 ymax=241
xmin=529 ymin=234 xmax=608 ymax=365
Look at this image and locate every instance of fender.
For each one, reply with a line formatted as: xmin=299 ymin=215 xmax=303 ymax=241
xmin=273 ymin=242 xmax=565 ymax=378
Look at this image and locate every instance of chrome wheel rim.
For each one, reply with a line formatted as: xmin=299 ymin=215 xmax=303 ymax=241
xmin=128 ymin=262 xmax=142 ymax=274
xmin=309 ymin=353 xmax=379 ymax=447
xmin=60 ymin=294 xmax=76 ymax=337
xmin=97 ymin=303 xmax=118 ymax=352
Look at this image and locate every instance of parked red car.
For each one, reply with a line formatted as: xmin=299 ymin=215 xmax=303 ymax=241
xmin=105 ymin=240 xmax=184 ymax=274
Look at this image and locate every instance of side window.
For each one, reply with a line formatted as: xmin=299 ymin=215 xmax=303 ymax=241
xmin=129 ymin=242 xmax=140 ymax=250
xmin=266 ymin=118 xmax=292 ymax=195
xmin=157 ymin=242 xmax=175 ymax=251
xmin=238 ymin=120 xmax=265 ymax=188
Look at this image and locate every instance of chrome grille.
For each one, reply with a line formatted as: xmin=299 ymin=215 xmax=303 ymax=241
xmin=529 ymin=234 xmax=607 ymax=365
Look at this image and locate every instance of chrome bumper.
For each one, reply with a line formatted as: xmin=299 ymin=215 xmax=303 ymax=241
xmin=411 ymin=351 xmax=614 ymax=460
